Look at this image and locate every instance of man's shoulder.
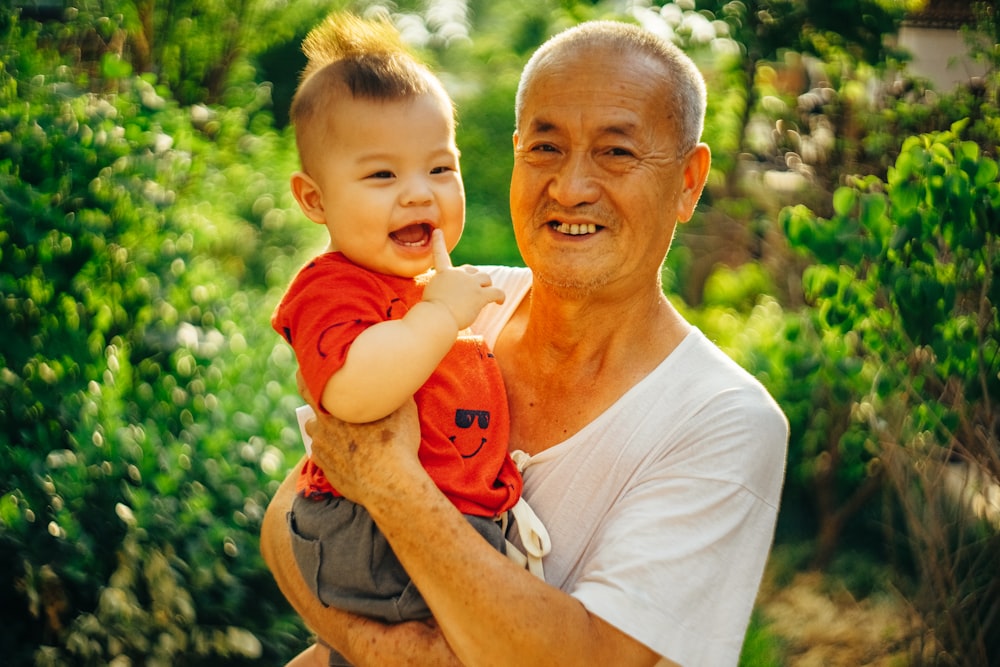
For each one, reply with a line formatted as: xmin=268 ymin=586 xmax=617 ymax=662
xmin=679 ymin=330 xmax=775 ymax=393
xmin=479 ymin=264 xmax=530 ymax=289
xmin=661 ymin=330 xmax=789 ymax=445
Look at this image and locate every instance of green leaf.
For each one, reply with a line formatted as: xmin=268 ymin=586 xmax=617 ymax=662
xmin=100 ymin=54 xmax=133 ymax=80
xmin=930 ymin=142 xmax=954 ymax=163
xmin=890 ymin=180 xmax=920 ymax=214
xmin=833 ymin=186 xmax=857 ymax=217
xmin=859 ymin=193 xmax=888 ymax=234
xmin=975 ymin=157 xmax=999 ymax=189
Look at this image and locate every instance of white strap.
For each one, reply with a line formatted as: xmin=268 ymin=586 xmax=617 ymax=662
xmin=502 ymin=450 xmax=551 ymax=580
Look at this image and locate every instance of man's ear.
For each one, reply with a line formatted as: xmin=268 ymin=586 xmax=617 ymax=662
xmin=290 ymin=171 xmax=327 ymax=225
xmin=676 ymin=143 xmax=711 ymax=223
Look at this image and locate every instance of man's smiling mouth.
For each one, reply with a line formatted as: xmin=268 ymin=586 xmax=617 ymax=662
xmin=551 ymin=222 xmax=599 ymax=235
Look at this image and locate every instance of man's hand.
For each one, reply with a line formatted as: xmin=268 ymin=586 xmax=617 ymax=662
xmin=296 ymin=370 xmax=422 ymax=503
xmin=423 ymin=229 xmax=504 ymax=330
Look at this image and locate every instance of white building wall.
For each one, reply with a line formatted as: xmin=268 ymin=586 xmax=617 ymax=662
xmin=897 ymin=25 xmax=988 ymax=90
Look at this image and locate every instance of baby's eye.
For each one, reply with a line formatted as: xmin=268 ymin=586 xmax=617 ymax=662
xmin=368 ymin=170 xmax=395 ymax=179
xmin=430 ymin=165 xmax=455 ymax=175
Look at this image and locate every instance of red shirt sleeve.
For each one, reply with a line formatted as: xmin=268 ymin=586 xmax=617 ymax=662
xmin=272 ymin=254 xmax=410 ymax=413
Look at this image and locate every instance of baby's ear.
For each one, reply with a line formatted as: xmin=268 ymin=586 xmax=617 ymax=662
xmin=290 ymin=171 xmax=326 ymax=224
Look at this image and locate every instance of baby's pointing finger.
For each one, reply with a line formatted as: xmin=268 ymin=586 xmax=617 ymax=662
xmin=431 ymin=229 xmax=453 ymax=271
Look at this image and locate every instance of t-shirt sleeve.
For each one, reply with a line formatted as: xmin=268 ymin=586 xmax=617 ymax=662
xmin=273 ymin=261 xmax=404 ymax=412
xmin=471 ymin=266 xmax=531 ymax=348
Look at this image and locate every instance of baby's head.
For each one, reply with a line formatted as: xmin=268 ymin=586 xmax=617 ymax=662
xmin=289 ymin=13 xmax=464 ymax=278
xmin=291 ymin=13 xmax=454 ymax=176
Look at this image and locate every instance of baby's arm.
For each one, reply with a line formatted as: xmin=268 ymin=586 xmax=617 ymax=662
xmin=321 ymin=230 xmax=504 ymax=423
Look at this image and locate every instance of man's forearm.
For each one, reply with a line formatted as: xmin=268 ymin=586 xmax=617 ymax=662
xmin=361 ymin=465 xmax=662 ymax=667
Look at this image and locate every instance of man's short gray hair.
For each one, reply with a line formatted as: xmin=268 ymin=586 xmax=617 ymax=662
xmin=515 ymin=20 xmax=707 ymax=153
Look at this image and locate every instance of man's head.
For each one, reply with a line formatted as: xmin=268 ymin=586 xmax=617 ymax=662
xmin=516 ymin=21 xmax=706 ymax=157
xmin=289 ymin=13 xmax=465 ymax=278
xmin=510 ymin=20 xmax=711 ymax=295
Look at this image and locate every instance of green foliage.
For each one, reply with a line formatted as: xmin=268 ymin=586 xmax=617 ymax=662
xmin=688 ymin=0 xmax=1000 ymax=578
xmin=781 ymin=126 xmax=1000 ymax=661
xmin=738 ymin=609 xmax=785 ymax=667
xmin=1 ymin=15 xmax=313 ymax=664
xmin=686 ymin=283 xmax=884 ymax=567
xmin=783 ymin=125 xmax=999 ymax=436
xmin=699 ymin=0 xmax=909 ymax=64
xmin=702 ymin=262 xmax=776 ymax=311
xmin=3 ymin=0 xmax=999 ymax=663
xmin=5 ymin=0 xmax=336 ymax=105
xmin=453 ymin=82 xmax=522 ymax=267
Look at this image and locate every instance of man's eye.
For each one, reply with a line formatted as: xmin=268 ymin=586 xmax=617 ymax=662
xmin=532 ymin=143 xmax=558 ymax=153
xmin=605 ymin=147 xmax=635 ymax=157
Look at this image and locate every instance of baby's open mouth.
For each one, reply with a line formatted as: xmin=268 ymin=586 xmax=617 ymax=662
xmin=390 ymin=223 xmax=433 ymax=246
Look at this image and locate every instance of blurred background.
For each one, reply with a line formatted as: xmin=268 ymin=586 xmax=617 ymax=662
xmin=1 ymin=0 xmax=997 ymax=664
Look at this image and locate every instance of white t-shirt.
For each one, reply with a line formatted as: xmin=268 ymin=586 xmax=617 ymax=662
xmin=473 ymin=266 xmax=789 ymax=667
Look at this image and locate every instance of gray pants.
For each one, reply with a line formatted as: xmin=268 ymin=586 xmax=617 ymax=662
xmin=288 ymin=493 xmax=506 ymax=665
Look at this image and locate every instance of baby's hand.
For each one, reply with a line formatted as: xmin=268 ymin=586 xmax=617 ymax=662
xmin=423 ymin=229 xmax=505 ymax=330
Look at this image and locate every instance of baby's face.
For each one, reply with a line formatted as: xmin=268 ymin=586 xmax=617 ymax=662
xmin=312 ymin=90 xmax=465 ymax=278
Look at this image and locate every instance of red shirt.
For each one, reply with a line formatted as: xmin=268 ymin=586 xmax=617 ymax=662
xmin=273 ymin=252 xmax=521 ymax=517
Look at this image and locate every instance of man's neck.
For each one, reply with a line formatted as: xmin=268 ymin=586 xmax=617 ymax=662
xmin=495 ymin=281 xmax=690 ymax=454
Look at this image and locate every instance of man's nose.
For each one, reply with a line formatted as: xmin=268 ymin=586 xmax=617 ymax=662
xmin=549 ymin=153 xmax=600 ymax=207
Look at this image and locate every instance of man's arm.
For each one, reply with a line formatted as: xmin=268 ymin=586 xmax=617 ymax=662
xmin=260 ymin=455 xmax=462 ymax=666
xmin=301 ymin=407 xmax=671 ymax=667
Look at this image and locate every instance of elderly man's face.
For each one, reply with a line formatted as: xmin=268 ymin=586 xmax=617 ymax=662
xmin=510 ymin=47 xmax=698 ymax=296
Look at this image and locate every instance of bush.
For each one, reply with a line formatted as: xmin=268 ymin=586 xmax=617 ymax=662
xmin=781 ymin=125 xmax=1000 ymax=665
xmin=0 ymin=18 xmax=313 ymax=664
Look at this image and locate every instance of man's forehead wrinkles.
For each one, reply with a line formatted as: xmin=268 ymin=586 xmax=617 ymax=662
xmin=525 ymin=113 xmax=640 ymax=138
xmin=527 ymin=118 xmax=557 ymax=134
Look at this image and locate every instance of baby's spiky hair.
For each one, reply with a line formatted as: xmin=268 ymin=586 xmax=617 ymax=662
xmin=290 ymin=12 xmax=450 ymax=174
xmin=299 ymin=12 xmax=408 ymax=80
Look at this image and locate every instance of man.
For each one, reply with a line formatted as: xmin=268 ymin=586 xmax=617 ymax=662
xmin=262 ymin=19 xmax=788 ymax=667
